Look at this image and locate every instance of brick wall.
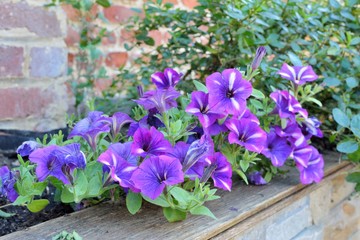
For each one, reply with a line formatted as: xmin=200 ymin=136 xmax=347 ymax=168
xmin=0 ymin=0 xmax=69 ymax=131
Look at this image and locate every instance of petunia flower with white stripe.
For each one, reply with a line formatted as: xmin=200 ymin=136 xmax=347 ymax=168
xmin=277 ymin=63 xmax=318 ymax=85
xmin=296 ymin=146 xmax=324 ymax=184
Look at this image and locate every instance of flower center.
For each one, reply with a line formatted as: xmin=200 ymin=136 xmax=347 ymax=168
xmin=226 ymin=90 xmax=235 ymax=98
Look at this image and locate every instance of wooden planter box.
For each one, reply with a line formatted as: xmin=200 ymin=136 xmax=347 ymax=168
xmin=1 ymin=152 xmax=359 ymax=240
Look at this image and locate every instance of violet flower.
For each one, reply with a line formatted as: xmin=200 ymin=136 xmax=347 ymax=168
xmin=151 ymin=68 xmax=182 ymax=89
xmin=128 ymin=116 xmax=149 ymax=137
xmin=68 ymin=111 xmax=110 ymax=151
xmin=16 ymin=140 xmax=42 ymax=157
xmin=248 ymin=171 xmax=267 ymax=185
xmin=0 ymin=166 xmax=18 ymax=202
xmin=186 ymin=91 xmax=226 ymax=128
xmin=206 ymin=120 xmax=228 ymax=136
xmin=100 ymin=112 xmax=134 ymax=139
xmin=206 ymin=69 xmax=252 ymax=115
xmin=261 ymin=130 xmax=292 ymax=167
xmin=274 ymin=122 xmax=307 ymax=149
xmin=186 ymin=126 xmax=204 ymax=144
xmin=270 ymin=90 xmax=308 ymax=119
xmin=299 ymin=116 xmax=323 ymax=139
xmin=292 ymin=144 xmax=313 ymax=169
xmin=131 ymin=127 xmax=172 ymax=157
xmin=296 ymin=146 xmax=324 ymax=184
xmin=131 ymin=155 xmax=184 ymax=200
xmin=183 ymin=135 xmax=213 ymax=173
xmin=98 ymin=142 xmax=139 ymax=192
xmin=226 ymin=118 xmax=267 ymax=153
xmin=233 ymin=108 xmax=260 ymax=125
xmin=202 ymin=152 xmax=232 ymax=191
xmin=134 ymin=88 xmax=180 ymax=113
xmin=278 ymin=63 xmax=318 ymax=86
xmin=251 ymin=46 xmax=266 ymax=70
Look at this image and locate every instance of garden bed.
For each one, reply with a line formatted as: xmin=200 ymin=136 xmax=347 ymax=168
xmin=1 ymin=151 xmax=357 ymax=240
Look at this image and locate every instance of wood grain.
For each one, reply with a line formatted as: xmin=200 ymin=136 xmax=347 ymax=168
xmin=0 ymin=151 xmax=351 ymax=240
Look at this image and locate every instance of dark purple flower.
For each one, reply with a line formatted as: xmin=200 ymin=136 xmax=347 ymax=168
xmin=248 ymin=171 xmax=267 ymax=185
xmin=203 ymin=152 xmax=232 ymax=191
xmin=0 ymin=166 xmax=18 ymax=202
xmin=147 ymin=108 xmax=165 ymax=128
xmin=274 ymin=122 xmax=307 ymax=149
xmin=151 ymin=68 xmax=182 ymax=89
xmin=16 ymin=140 xmax=42 ymax=157
xmin=296 ymin=146 xmax=324 ymax=184
xmin=186 ymin=126 xmax=204 ymax=144
xmin=134 ymin=88 xmax=180 ymax=113
xmin=270 ymin=90 xmax=308 ymax=120
xmin=292 ymin=145 xmax=313 ymax=168
xmin=299 ymin=116 xmax=323 ymax=139
xmin=206 ymin=69 xmax=252 ymax=115
xmin=261 ymin=130 xmax=292 ymax=167
xmin=226 ymin=118 xmax=267 ymax=153
xmin=100 ymin=112 xmax=134 ymax=139
xmin=131 ymin=127 xmax=172 ymax=157
xmin=183 ymin=135 xmax=213 ymax=173
xmin=29 ymin=144 xmax=86 ymax=184
xmin=98 ymin=142 xmax=139 ymax=192
xmin=186 ymin=91 xmax=226 ymax=128
xmin=131 ymin=155 xmax=184 ymax=200
xmin=278 ymin=63 xmax=318 ymax=86
xmin=251 ymin=46 xmax=266 ymax=70
xmin=128 ymin=116 xmax=149 ymax=137
xmin=68 ymin=111 xmax=110 ymax=151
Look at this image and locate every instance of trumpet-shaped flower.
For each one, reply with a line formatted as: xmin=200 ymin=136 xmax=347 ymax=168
xmin=203 ymin=152 xmax=232 ymax=191
xmin=248 ymin=171 xmax=267 ymax=185
xmin=68 ymin=111 xmax=110 ymax=151
xmin=131 ymin=155 xmax=184 ymax=200
xmin=131 ymin=127 xmax=172 ymax=157
xmin=278 ymin=63 xmax=318 ymax=85
xmin=299 ymin=116 xmax=323 ymax=139
xmin=261 ymin=130 xmax=292 ymax=167
xmin=100 ymin=112 xmax=134 ymax=138
xmin=274 ymin=122 xmax=306 ymax=148
xmin=16 ymin=140 xmax=42 ymax=157
xmin=226 ymin=118 xmax=267 ymax=153
xmin=296 ymin=146 xmax=324 ymax=184
xmin=270 ymin=90 xmax=308 ymax=119
xmin=98 ymin=142 xmax=139 ymax=192
xmin=135 ymin=88 xmax=180 ymax=113
xmin=182 ymin=135 xmax=213 ymax=173
xmin=0 ymin=166 xmax=18 ymax=202
xmin=151 ymin=68 xmax=182 ymax=89
xmin=186 ymin=91 xmax=226 ymax=128
xmin=206 ymin=69 xmax=252 ymax=115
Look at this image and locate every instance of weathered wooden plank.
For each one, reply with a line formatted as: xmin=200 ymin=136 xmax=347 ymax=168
xmin=0 ymin=152 xmax=350 ymax=240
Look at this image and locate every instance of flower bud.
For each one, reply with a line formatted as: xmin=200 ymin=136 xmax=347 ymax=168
xmin=251 ymin=46 xmax=266 ymax=70
xmin=182 ymin=135 xmax=212 ymax=172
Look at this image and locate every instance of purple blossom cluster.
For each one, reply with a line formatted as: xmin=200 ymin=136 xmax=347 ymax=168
xmin=0 ymin=166 xmax=18 ymax=202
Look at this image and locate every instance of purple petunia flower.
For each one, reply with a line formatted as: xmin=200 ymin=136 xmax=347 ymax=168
xmin=29 ymin=143 xmax=86 ymax=184
xmin=182 ymin=135 xmax=213 ymax=173
xmin=299 ymin=116 xmax=323 ymax=139
xmin=274 ymin=122 xmax=307 ymax=149
xmin=262 ymin=129 xmax=292 ymax=167
xmin=206 ymin=69 xmax=252 ymax=115
xmin=68 ymin=111 xmax=110 ymax=151
xmin=98 ymin=142 xmax=139 ymax=192
xmin=134 ymin=88 xmax=180 ymax=113
xmin=203 ymin=152 xmax=232 ymax=191
xmin=251 ymin=46 xmax=266 ymax=70
xmin=233 ymin=108 xmax=260 ymax=125
xmin=16 ymin=140 xmax=42 ymax=157
xmin=0 ymin=166 xmax=18 ymax=202
xmin=186 ymin=126 xmax=204 ymax=144
xmin=248 ymin=171 xmax=267 ymax=185
xmin=186 ymin=91 xmax=226 ymax=128
xmin=296 ymin=146 xmax=324 ymax=184
xmin=131 ymin=127 xmax=172 ymax=157
xmin=131 ymin=155 xmax=184 ymax=200
xmin=278 ymin=63 xmax=318 ymax=86
xmin=270 ymin=90 xmax=308 ymax=119
xmin=226 ymin=118 xmax=267 ymax=153
xmin=100 ymin=112 xmax=134 ymax=139
xmin=206 ymin=120 xmax=228 ymax=136
xmin=292 ymin=144 xmax=313 ymax=168
xmin=151 ymin=68 xmax=182 ymax=89
xmin=128 ymin=116 xmax=149 ymax=137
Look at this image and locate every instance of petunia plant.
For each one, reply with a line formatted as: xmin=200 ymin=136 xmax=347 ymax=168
xmin=0 ymin=47 xmax=325 ymax=222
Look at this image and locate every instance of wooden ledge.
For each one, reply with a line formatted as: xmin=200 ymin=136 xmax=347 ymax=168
xmin=0 ymin=151 xmax=351 ymax=240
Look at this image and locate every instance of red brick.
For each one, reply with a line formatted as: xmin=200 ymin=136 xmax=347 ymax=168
xmin=103 ymin=5 xmax=143 ymax=23
xmin=94 ymin=78 xmax=112 ymax=94
xmin=62 ymin=4 xmax=80 ymax=21
xmin=105 ymin=52 xmax=128 ymax=68
xmin=102 ymin=32 xmax=117 ymax=45
xmin=0 ymin=87 xmax=51 ymax=119
xmin=145 ymin=0 xmax=178 ymax=4
xmin=68 ymin=53 xmax=76 ymax=67
xmin=148 ymin=30 xmax=163 ymax=46
xmin=182 ymin=0 xmax=199 ymax=8
xmin=0 ymin=2 xmax=62 ymax=37
xmin=30 ymin=47 xmax=67 ymax=78
xmin=65 ymin=26 xmax=80 ymax=47
xmin=119 ymin=28 xmax=135 ymax=44
xmin=0 ymin=46 xmax=24 ymax=78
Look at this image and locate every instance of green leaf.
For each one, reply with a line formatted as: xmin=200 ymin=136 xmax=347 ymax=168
xmin=337 ymin=140 xmax=359 ymax=154
xmin=350 ymin=115 xmax=360 ymax=138
xmin=350 ymin=37 xmax=360 ymax=46
xmin=307 ymin=97 xmax=322 ymax=107
xmin=169 ymin=187 xmax=191 ymax=205
xmin=239 ymin=160 xmax=249 ymax=172
xmin=193 ymin=80 xmax=208 ymax=93
xmin=27 ymin=199 xmax=49 ymax=213
xmin=0 ymin=209 xmax=16 ymax=218
xmin=96 ymin=0 xmax=111 ymax=8
xmin=346 ymin=172 xmax=360 ymax=183
xmin=251 ymin=89 xmax=265 ymax=99
xmin=348 ymin=147 xmax=360 ymax=162
xmin=330 ymin=0 xmax=341 ymax=8
xmin=288 ymin=52 xmax=302 ymax=66
xmin=61 ymin=188 xmax=75 ymax=203
xmin=12 ymin=195 xmax=31 ymax=206
xmin=163 ymin=207 xmax=187 ymax=222
xmin=235 ymin=169 xmax=248 ymax=185
xmin=142 ymin=194 xmax=170 ymax=207
xmin=126 ymin=191 xmax=142 ymax=215
xmin=346 ymin=77 xmax=358 ymax=89
xmin=324 ymin=77 xmax=341 ymax=87
xmin=74 ymin=171 xmax=88 ymax=199
xmin=190 ymin=205 xmax=216 ymax=219
xmin=332 ymin=108 xmax=350 ymax=127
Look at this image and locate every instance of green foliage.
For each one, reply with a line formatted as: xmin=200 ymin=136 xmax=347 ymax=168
xmin=126 ymin=191 xmax=143 ymax=215
xmin=52 ymin=230 xmax=82 ymax=240
xmin=0 ymin=210 xmax=16 ymax=218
